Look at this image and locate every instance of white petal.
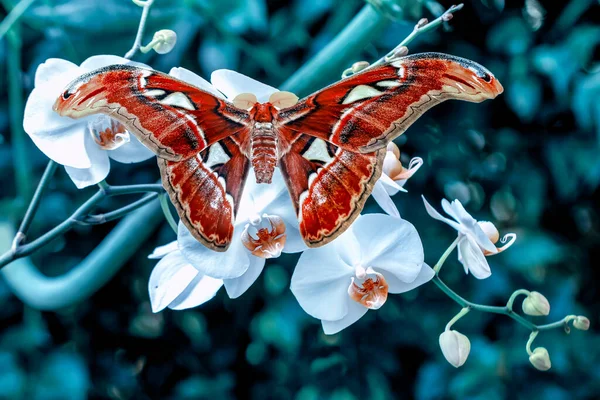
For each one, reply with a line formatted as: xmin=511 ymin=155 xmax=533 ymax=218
xmin=321 ymin=300 xmax=368 ymax=335
xmin=351 ymin=214 xmax=423 ymax=283
xmin=169 ymin=67 xmax=225 ymax=98
xmin=290 ymin=243 xmax=354 ymax=321
xmin=34 ymin=58 xmax=81 ymax=87
xmin=457 ymin=235 xmax=491 ymax=279
xmin=148 ymin=251 xmax=199 ymax=313
xmin=223 ymin=256 xmax=266 ymax=298
xmin=422 ymin=196 xmax=465 ymax=233
xmin=107 ymin=135 xmax=155 ymax=163
xmin=281 ymin=225 xmax=307 ymax=254
xmin=79 ymin=54 xmax=149 ymax=70
xmin=444 ymin=200 xmax=496 ymax=253
xmin=371 ymin=180 xmax=400 ymax=218
xmin=148 ymin=241 xmax=178 ymax=259
xmin=379 ymin=172 xmax=405 ymax=196
xmin=63 ymin=135 xmax=110 ymax=188
xmin=177 ymin=221 xmax=250 ymax=279
xmin=385 ymin=263 xmax=434 ymax=294
xmin=168 ymin=274 xmax=223 ymax=310
xmin=439 ymin=330 xmax=471 ymax=368
xmin=211 ymin=69 xmax=278 ymax=102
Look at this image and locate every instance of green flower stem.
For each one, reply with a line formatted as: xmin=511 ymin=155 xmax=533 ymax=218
xmin=159 ymin=194 xmax=178 ymax=233
xmin=369 ymin=3 xmax=464 ymax=69
xmin=445 ymin=307 xmax=470 ymax=331
xmin=80 ymin=193 xmax=159 ymax=225
xmin=280 ymin=4 xmax=389 ymax=96
xmin=0 ymin=201 xmax=163 ymax=310
xmin=15 ymin=161 xmax=58 ymax=247
xmin=124 ymin=0 xmax=155 ymax=60
xmin=526 ymin=331 xmax=538 ymax=355
xmin=0 ymin=182 xmax=166 ymax=268
xmin=432 ymin=276 xmax=580 ymax=333
xmin=433 ymin=236 xmax=460 ymax=274
xmin=506 ymin=289 xmax=531 ymax=311
xmin=0 ymin=0 xmax=37 ymax=40
xmin=6 ymin=24 xmax=33 ymax=201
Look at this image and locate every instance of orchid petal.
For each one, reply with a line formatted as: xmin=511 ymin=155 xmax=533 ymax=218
xmin=148 ymin=241 xmax=178 ymax=259
xmin=458 ymin=235 xmax=491 ymax=279
xmin=168 ymin=274 xmax=223 ymax=310
xmin=281 ymin=225 xmax=307 ymax=254
xmin=211 ymin=69 xmax=278 ymax=102
xmin=63 ymin=134 xmax=110 ymax=188
xmin=351 ymin=214 xmax=423 ymax=283
xmin=371 ymin=180 xmax=401 ymax=218
xmin=148 ymin=251 xmax=199 ymax=313
xmin=384 ymin=263 xmax=434 ymax=294
xmin=178 ymin=221 xmax=250 ymax=279
xmin=107 ymin=135 xmax=154 ymax=163
xmin=79 ymin=55 xmax=149 ymax=70
xmin=291 ymin=243 xmax=354 ymax=321
xmin=422 ymin=196 xmax=465 ymax=233
xmin=321 ymin=300 xmax=369 ymax=335
xmin=169 ymin=67 xmax=225 ymax=98
xmin=379 ymin=172 xmax=406 ymax=196
xmin=223 ymin=256 xmax=266 ymax=298
xmin=34 ymin=58 xmax=82 ymax=87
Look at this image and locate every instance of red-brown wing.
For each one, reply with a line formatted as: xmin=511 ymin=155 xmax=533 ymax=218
xmin=54 ymin=64 xmax=251 ymax=161
xmin=278 ymin=132 xmax=385 ymax=247
xmin=276 ymin=52 xmax=503 ymax=153
xmin=159 ymin=135 xmax=250 ymax=251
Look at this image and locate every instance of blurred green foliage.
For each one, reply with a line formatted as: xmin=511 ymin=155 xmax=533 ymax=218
xmin=0 ymin=0 xmax=599 ymax=399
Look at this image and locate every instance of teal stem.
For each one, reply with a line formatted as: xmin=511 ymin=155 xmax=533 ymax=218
xmin=6 ymin=23 xmax=33 ymax=201
xmin=80 ymin=193 xmax=159 ymax=225
xmin=124 ymin=0 xmax=155 ymax=59
xmin=159 ymin=194 xmax=178 ymax=233
xmin=16 ymin=160 xmax=57 ymax=244
xmin=445 ymin=307 xmax=470 ymax=331
xmin=526 ymin=331 xmax=538 ymax=355
xmin=506 ymin=289 xmax=531 ymax=311
xmin=0 ymin=201 xmax=162 ymax=310
xmin=432 ymin=276 xmax=578 ymax=333
xmin=0 ymin=0 xmax=37 ymax=40
xmin=433 ymin=236 xmax=460 ymax=274
xmin=279 ymin=5 xmax=389 ymax=96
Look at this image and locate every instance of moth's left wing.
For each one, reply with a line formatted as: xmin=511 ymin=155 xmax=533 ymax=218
xmin=159 ymin=135 xmax=250 ymax=251
xmin=278 ymin=132 xmax=385 ymax=247
xmin=277 ymin=52 xmax=503 ymax=153
xmin=54 ymin=65 xmax=250 ymax=161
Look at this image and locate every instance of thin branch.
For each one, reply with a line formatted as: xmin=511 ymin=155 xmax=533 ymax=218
xmin=124 ymin=0 xmax=155 ymax=60
xmin=79 ymin=193 xmax=159 ymax=225
xmin=0 ymin=0 xmax=37 ymax=41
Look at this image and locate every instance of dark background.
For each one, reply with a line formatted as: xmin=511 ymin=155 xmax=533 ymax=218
xmin=0 ymin=0 xmax=599 ymax=399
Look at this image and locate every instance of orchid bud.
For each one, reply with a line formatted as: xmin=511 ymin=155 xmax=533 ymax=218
xmin=416 ymin=18 xmax=429 ymax=29
xmin=522 ymin=292 xmax=550 ymax=316
xmin=477 ymin=221 xmax=500 ymax=244
xmin=151 ymin=29 xmax=177 ymax=54
xmin=529 ymin=347 xmax=551 ymax=371
xmin=439 ymin=330 xmax=471 ymax=368
xmin=351 ymin=61 xmax=370 ymax=74
xmin=573 ymin=316 xmax=590 ymax=331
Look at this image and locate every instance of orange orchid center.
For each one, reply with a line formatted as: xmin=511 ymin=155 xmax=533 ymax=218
xmin=241 ymin=214 xmax=287 ymax=259
xmin=348 ymin=267 xmax=389 ymax=310
xmin=88 ymin=117 xmax=130 ymax=150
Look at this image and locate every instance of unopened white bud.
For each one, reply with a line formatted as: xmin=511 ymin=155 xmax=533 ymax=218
xmin=529 ymin=347 xmax=551 ymax=371
xmin=522 ymin=291 xmax=550 ymax=316
xmin=151 ymin=29 xmax=177 ymax=54
xmin=573 ymin=316 xmax=590 ymax=331
xmin=351 ymin=61 xmax=370 ymax=73
xmin=439 ymin=330 xmax=470 ymax=368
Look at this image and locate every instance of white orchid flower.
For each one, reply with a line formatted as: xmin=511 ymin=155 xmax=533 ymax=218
xmin=24 ymin=55 xmax=156 ymax=188
xmin=422 ymin=196 xmax=516 ymax=279
xmin=155 ymin=66 xmax=306 ymax=301
xmin=148 ymin=242 xmax=224 ymax=312
xmin=291 ymin=214 xmax=434 ymax=335
xmin=372 ymin=142 xmax=423 ymax=218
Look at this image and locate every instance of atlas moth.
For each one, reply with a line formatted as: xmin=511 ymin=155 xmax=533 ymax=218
xmin=54 ymin=53 xmax=503 ymax=252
